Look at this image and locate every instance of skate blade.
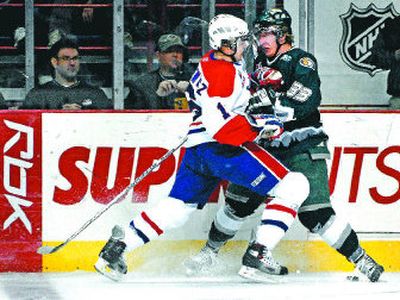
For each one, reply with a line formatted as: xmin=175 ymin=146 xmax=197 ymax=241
xmin=238 ymin=266 xmax=285 ymax=283
xmin=346 ymin=266 xmax=384 ymax=283
xmin=94 ymin=258 xmax=124 ymax=282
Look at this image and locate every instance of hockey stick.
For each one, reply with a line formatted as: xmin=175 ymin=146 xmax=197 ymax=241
xmin=37 ymin=135 xmax=188 ymax=255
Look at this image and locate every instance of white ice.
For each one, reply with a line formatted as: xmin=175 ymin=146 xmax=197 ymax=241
xmin=1 ymin=270 xmax=399 ymax=300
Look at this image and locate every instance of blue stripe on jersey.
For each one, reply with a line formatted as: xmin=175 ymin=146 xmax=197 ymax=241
xmin=261 ymin=219 xmax=288 ymax=232
xmin=191 ymin=69 xmax=200 ymax=83
xmin=188 ymin=128 xmax=206 ymax=134
xmin=129 ymin=220 xmax=149 ymax=243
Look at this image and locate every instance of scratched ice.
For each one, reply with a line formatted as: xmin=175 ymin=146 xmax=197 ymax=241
xmin=1 ymin=259 xmax=399 ymax=300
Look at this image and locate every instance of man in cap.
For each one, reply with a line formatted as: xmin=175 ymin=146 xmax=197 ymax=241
xmin=125 ymin=33 xmax=194 ymax=109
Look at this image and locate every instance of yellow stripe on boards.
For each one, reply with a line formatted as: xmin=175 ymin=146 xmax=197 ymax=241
xmin=42 ymin=240 xmax=400 ymax=272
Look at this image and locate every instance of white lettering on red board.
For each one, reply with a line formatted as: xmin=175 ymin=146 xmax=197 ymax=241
xmin=2 ymin=120 xmax=34 ymax=233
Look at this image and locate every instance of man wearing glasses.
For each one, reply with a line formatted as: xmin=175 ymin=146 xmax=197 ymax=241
xmin=23 ymin=38 xmax=111 ymax=110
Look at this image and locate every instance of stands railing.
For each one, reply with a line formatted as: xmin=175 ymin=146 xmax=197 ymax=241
xmin=0 ymin=1 xmax=293 ymax=109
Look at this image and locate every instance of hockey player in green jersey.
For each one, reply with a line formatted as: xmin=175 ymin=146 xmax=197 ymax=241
xmin=184 ymin=7 xmax=384 ymax=282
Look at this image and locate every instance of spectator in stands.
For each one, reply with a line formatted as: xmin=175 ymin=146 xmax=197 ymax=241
xmin=22 ymin=38 xmax=111 ymax=109
xmin=124 ymin=33 xmax=194 ymax=110
xmin=48 ymin=0 xmax=112 ymax=47
xmin=0 ymin=1 xmax=26 ymax=88
xmin=369 ymin=16 xmax=400 ymax=109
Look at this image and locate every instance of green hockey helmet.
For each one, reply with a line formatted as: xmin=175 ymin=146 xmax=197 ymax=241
xmin=254 ymin=8 xmax=292 ymax=36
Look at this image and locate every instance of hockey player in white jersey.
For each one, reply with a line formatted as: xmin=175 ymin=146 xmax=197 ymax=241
xmin=94 ymin=14 xmax=309 ymax=281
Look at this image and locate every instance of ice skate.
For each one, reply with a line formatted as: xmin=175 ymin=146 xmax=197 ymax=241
xmin=94 ymin=225 xmax=128 ymax=281
xmin=183 ymin=245 xmax=218 ymax=276
xmin=238 ymin=243 xmax=288 ymax=282
xmin=353 ymin=250 xmax=384 ymax=282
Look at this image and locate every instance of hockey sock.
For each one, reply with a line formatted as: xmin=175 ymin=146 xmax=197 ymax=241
xmin=254 ymin=196 xmax=298 ymax=250
xmin=207 ymin=205 xmax=244 ymax=251
xmin=298 ymin=207 xmax=361 ymax=261
xmin=124 ymin=211 xmax=164 ymax=251
xmin=254 ymin=172 xmax=308 ymax=250
xmin=125 ymin=197 xmax=197 ymax=251
xmin=314 ymin=214 xmax=362 ymax=261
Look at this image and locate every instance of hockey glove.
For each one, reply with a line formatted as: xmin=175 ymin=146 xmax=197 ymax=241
xmin=251 ymin=67 xmax=283 ymax=91
xmin=247 ymin=114 xmax=284 ymax=141
xmin=247 ymin=88 xmax=274 ymax=112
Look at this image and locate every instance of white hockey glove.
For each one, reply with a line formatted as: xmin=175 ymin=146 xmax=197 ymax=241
xmin=247 ymin=114 xmax=284 ymax=141
xmin=156 ymin=80 xmax=178 ymax=97
xmin=247 ymin=88 xmax=274 ymax=112
xmin=274 ymin=99 xmax=295 ymax=123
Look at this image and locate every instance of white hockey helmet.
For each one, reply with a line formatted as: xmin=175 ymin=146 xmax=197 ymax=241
xmin=208 ymin=14 xmax=250 ymax=50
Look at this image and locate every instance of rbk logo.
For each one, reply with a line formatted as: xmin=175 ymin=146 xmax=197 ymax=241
xmin=339 ymin=3 xmax=399 ymax=76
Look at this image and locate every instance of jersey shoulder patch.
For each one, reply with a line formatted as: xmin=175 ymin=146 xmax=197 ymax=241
xmin=200 ymin=52 xmax=236 ymax=97
xmin=299 ymin=56 xmax=316 ymax=70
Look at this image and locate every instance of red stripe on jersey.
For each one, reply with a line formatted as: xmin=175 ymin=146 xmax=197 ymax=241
xmin=213 ymin=115 xmax=259 ymax=146
xmin=141 ymin=212 xmax=164 ymax=235
xmin=190 ymin=122 xmax=203 ymax=126
xmin=242 ymin=142 xmax=289 ymax=179
xmin=201 ymin=51 xmax=236 ymax=97
xmin=266 ymin=204 xmax=297 ymax=218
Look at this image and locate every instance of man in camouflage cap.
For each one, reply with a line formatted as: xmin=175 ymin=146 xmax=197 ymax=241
xmin=125 ymin=33 xmax=193 ymax=109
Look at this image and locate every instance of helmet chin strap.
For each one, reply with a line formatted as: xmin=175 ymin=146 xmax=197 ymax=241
xmin=218 ymin=46 xmax=238 ymax=62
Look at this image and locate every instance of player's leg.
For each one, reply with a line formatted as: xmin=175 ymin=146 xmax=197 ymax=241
xmin=95 ymin=147 xmax=219 ymax=280
xmin=184 ymin=183 xmax=266 ymax=275
xmin=238 ymin=171 xmax=308 ymax=281
xmin=211 ymin=142 xmax=309 ymax=281
xmin=186 ymin=142 xmax=309 ymax=279
xmin=291 ymin=149 xmax=384 ymax=282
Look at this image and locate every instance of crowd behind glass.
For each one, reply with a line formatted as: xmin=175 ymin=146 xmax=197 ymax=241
xmin=0 ymin=0 xmax=271 ymax=110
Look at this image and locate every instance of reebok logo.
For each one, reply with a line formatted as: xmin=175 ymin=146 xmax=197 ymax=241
xmin=251 ymin=172 xmax=266 ymax=187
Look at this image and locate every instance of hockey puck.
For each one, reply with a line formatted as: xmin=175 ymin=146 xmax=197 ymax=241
xmin=346 ymin=275 xmax=359 ymax=282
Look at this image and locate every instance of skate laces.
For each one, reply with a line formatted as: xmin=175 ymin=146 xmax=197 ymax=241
xmin=184 ymin=246 xmax=218 ymax=275
xmin=257 ymin=245 xmax=280 ymax=268
xmin=357 ymin=253 xmax=377 ymax=275
xmin=194 ymin=246 xmax=217 ymax=265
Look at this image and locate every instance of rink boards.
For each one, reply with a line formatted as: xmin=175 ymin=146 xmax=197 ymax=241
xmin=0 ymin=110 xmax=399 ymax=273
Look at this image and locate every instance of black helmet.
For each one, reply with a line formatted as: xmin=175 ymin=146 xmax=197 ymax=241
xmin=254 ymin=8 xmax=292 ymax=35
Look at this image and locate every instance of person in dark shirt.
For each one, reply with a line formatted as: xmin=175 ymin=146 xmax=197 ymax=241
xmin=22 ymin=38 xmax=111 ymax=109
xmin=124 ymin=34 xmax=194 ymax=110
xmin=48 ymin=0 xmax=111 ymax=47
xmin=369 ymin=16 xmax=400 ymax=109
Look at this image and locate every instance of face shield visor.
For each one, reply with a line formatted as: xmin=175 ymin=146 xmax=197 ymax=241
xmin=236 ymin=33 xmax=258 ymax=59
xmin=254 ymin=25 xmax=284 ymax=41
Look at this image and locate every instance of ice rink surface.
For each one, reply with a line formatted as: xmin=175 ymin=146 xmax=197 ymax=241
xmin=1 ymin=271 xmax=399 ymax=300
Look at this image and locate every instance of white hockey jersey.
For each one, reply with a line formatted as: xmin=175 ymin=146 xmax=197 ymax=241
xmin=185 ymin=50 xmax=259 ymax=148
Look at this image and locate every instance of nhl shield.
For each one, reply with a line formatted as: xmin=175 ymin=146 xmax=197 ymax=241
xmin=339 ymin=3 xmax=399 ymax=76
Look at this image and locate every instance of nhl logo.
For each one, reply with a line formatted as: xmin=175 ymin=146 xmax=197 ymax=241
xmin=339 ymin=3 xmax=399 ymax=76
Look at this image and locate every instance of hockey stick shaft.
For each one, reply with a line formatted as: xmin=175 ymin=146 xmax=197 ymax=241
xmin=37 ymin=135 xmax=188 ymax=254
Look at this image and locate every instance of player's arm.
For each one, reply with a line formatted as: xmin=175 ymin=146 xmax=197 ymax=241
xmin=195 ymin=60 xmax=282 ymax=146
xmin=204 ymin=100 xmax=260 ymax=146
